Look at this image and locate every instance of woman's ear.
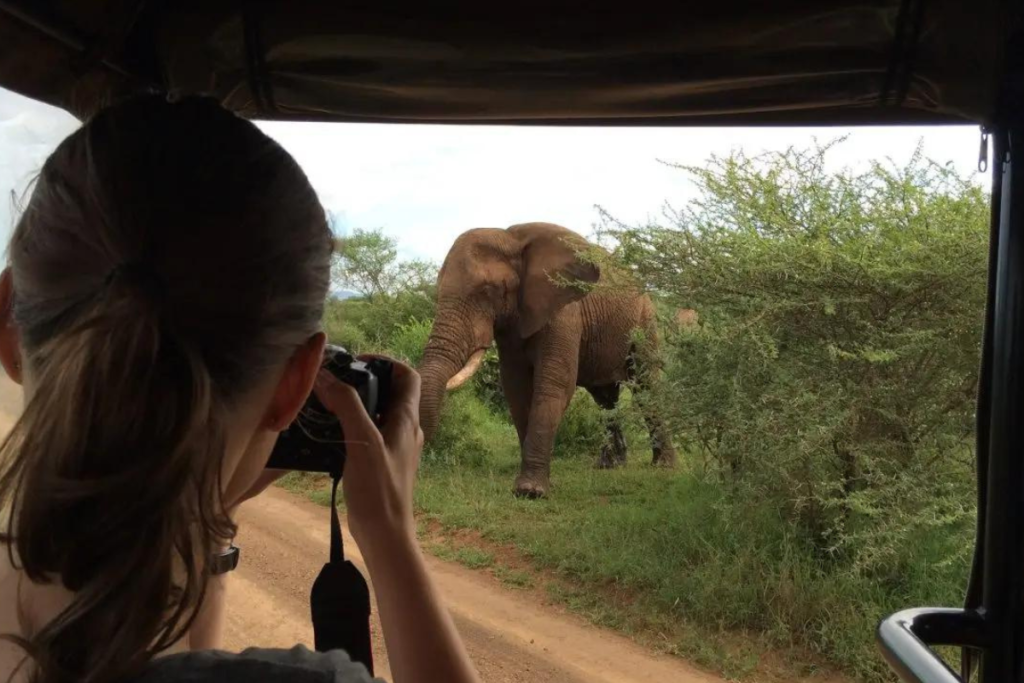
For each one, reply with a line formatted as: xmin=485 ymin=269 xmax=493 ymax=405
xmin=510 ymin=223 xmax=600 ymax=338
xmin=0 ymin=269 xmax=23 ymax=384
xmin=263 ymin=332 xmax=327 ymax=431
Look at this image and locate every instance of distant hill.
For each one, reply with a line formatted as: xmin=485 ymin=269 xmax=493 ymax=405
xmin=331 ymin=288 xmax=363 ymax=300
xmin=326 ymin=209 xmax=349 ymax=238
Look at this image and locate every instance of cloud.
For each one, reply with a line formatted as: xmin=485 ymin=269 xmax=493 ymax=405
xmin=0 ymin=89 xmax=79 ymax=241
xmin=259 ymin=121 xmax=982 ymax=262
xmin=0 ymin=86 xmax=982 ymax=265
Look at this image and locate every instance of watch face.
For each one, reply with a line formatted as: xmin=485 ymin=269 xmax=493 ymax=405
xmin=211 ymin=546 xmax=240 ymax=575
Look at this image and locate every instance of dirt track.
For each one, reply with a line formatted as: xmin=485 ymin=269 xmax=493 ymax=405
xmin=0 ymin=377 xmax=720 ymax=683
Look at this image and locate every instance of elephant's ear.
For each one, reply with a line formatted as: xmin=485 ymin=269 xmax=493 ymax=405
xmin=511 ymin=223 xmax=600 ymax=338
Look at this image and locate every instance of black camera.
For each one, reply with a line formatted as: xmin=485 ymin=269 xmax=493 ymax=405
xmin=266 ymin=345 xmax=393 ymax=476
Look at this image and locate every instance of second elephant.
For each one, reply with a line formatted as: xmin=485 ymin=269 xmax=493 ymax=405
xmin=418 ymin=222 xmax=676 ymax=498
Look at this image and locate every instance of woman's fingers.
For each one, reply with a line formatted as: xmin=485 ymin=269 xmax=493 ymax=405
xmin=313 ymin=369 xmax=380 ymax=447
xmin=356 ymin=356 xmax=422 ymax=442
xmin=317 ymin=356 xmax=422 ymax=452
xmin=356 ymin=354 xmax=421 ymax=402
xmin=391 ymin=361 xmax=422 ymax=408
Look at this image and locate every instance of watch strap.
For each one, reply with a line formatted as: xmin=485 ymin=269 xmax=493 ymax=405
xmin=211 ymin=544 xmax=240 ymax=575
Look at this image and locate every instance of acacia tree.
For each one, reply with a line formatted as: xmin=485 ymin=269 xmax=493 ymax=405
xmin=332 ymin=228 xmax=436 ymax=302
xmin=602 ymin=141 xmax=987 ymax=575
xmin=327 ymin=228 xmax=438 ymax=354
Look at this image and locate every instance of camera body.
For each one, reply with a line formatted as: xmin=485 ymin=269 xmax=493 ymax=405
xmin=266 ymin=345 xmax=392 ymax=476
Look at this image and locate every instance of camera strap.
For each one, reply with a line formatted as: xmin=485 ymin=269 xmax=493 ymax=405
xmin=329 ymin=473 xmax=344 ymax=564
xmin=309 ymin=472 xmax=375 ymax=675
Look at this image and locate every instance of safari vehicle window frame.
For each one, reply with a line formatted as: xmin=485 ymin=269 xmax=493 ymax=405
xmin=0 ymin=2 xmax=1023 ymax=681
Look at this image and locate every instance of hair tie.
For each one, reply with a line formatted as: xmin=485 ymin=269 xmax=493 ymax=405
xmin=104 ymin=262 xmax=166 ymax=302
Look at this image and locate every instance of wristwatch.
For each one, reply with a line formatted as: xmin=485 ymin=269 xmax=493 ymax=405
xmin=211 ymin=544 xmax=240 ymax=575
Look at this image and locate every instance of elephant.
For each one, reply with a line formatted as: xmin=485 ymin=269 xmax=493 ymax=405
xmin=417 ymin=222 xmax=677 ymax=498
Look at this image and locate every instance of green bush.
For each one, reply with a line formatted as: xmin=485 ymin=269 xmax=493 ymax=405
xmin=390 ymin=318 xmax=433 ymax=365
xmin=471 ymin=347 xmax=506 ymax=413
xmin=323 ymin=299 xmax=371 ymax=352
xmin=356 ymin=290 xmax=436 ymax=347
xmin=327 ymin=227 xmax=437 ymax=354
xmin=423 ymin=389 xmax=517 ymax=469
xmin=329 ymin=294 xmax=435 ymax=351
xmin=553 ymin=390 xmax=608 ymax=460
xmin=551 ymin=384 xmax=657 ymax=462
xmin=597 ymin=140 xmax=986 ymax=677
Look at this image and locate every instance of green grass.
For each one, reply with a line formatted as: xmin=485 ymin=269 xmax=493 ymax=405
xmin=426 ymin=541 xmax=495 ymax=570
xmin=278 ymin=470 xmax=335 ymax=507
xmin=493 ymin=565 xmax=534 ymax=589
xmin=411 ymin=391 xmax=971 ymax=682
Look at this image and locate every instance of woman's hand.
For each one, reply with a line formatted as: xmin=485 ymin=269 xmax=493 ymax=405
xmin=313 ymin=357 xmax=424 ymax=552
xmin=315 ymin=357 xmax=479 ymax=683
xmin=316 ymin=357 xmax=479 ymax=683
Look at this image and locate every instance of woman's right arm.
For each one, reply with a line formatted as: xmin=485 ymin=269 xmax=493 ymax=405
xmin=314 ymin=362 xmax=480 ymax=683
xmin=358 ymin=530 xmax=478 ymax=683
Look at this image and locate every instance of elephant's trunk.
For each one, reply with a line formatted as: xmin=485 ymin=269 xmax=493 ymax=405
xmin=418 ymin=353 xmax=460 ymax=443
xmin=418 ymin=300 xmax=492 ymax=442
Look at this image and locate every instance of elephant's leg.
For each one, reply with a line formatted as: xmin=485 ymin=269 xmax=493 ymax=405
xmin=515 ymin=386 xmax=575 ymax=497
xmin=499 ymin=352 xmax=533 ymax=447
xmin=514 ymin=325 xmax=581 ymax=498
xmin=644 ymin=411 xmax=677 ymax=467
xmin=635 ymin=380 xmax=677 ymax=467
xmin=586 ymin=384 xmax=627 ymax=468
xmin=629 ymin=344 xmax=678 ymax=468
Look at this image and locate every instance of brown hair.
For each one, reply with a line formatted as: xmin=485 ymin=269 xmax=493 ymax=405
xmin=0 ymin=94 xmax=332 ymax=683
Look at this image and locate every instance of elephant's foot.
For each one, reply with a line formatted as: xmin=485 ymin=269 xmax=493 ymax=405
xmin=597 ymin=449 xmax=627 ymax=469
xmin=652 ymin=447 xmax=678 ymax=468
xmin=514 ymin=474 xmax=549 ymax=498
xmin=598 ymin=426 xmax=628 ymax=469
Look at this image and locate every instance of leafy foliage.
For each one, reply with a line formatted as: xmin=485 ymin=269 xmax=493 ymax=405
xmin=325 ymin=229 xmax=437 ymax=355
xmin=590 ymin=141 xmax=986 ymax=678
xmin=333 ymin=228 xmax=437 ymax=302
xmin=603 ymin=142 xmax=985 ymax=573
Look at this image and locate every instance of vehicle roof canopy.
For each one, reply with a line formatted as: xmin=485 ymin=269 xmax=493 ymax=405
xmin=0 ymin=1 xmax=1019 ymax=126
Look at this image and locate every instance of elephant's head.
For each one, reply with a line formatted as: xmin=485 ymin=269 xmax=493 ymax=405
xmin=418 ymin=222 xmax=599 ymax=441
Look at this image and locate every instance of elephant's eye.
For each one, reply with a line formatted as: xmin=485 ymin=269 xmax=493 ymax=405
xmin=480 ymin=281 xmax=509 ymax=302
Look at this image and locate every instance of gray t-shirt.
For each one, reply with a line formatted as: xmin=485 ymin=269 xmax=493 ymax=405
xmin=136 ymin=646 xmax=382 ymax=683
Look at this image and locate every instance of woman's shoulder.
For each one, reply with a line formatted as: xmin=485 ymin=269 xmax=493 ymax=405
xmin=138 ymin=645 xmax=381 ymax=683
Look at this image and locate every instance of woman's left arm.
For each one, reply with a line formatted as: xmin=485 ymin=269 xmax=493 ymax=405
xmin=188 ymin=469 xmax=288 ymax=651
xmin=224 ymin=469 xmax=289 ymax=511
xmin=187 ymin=572 xmax=228 ymax=650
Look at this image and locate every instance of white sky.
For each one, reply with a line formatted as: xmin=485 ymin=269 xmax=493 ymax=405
xmin=1 ymin=87 xmax=985 ymax=263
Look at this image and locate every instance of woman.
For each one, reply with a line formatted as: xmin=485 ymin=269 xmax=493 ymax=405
xmin=0 ymin=95 xmax=479 ymax=683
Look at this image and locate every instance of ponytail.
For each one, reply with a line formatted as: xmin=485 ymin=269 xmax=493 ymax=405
xmin=0 ymin=93 xmax=332 ymax=683
xmin=0 ymin=285 xmax=233 ymax=683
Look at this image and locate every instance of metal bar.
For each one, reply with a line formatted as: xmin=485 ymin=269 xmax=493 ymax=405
xmin=980 ymin=120 xmax=1024 ymax=682
xmin=0 ymin=1 xmax=134 ymax=79
xmin=962 ymin=124 xmax=1004 ymax=683
xmin=880 ymin=101 xmax=1022 ymax=683
xmin=878 ymin=609 xmax=986 ymax=683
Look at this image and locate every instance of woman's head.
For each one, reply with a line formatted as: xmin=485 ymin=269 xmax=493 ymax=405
xmin=0 ymin=94 xmax=332 ymax=682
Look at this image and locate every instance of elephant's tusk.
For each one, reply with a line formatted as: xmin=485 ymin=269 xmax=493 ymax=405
xmin=446 ymin=349 xmax=486 ymax=390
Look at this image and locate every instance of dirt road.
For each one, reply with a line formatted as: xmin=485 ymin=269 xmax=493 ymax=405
xmin=0 ymin=377 xmax=719 ymax=683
